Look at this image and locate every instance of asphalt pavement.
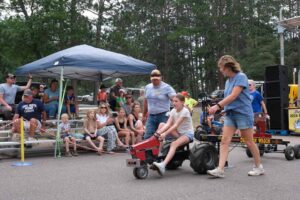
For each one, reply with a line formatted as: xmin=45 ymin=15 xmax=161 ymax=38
xmin=0 ymin=135 xmax=300 ymax=200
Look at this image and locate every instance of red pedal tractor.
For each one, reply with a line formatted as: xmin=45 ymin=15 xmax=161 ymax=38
xmin=126 ymin=134 xmax=219 ymax=179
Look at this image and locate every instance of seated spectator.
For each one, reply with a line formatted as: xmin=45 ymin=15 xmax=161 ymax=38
xmin=137 ymin=89 xmax=145 ymax=113
xmin=39 ymin=84 xmax=45 ymax=99
xmin=115 ymin=108 xmax=135 ymax=145
xmin=96 ymin=103 xmax=126 ymax=153
xmin=122 ymin=94 xmax=134 ymax=116
xmin=0 ymin=73 xmax=32 ymax=120
xmin=97 ymin=84 xmax=107 ymax=106
xmin=128 ymin=102 xmax=144 ymax=144
xmin=83 ymin=109 xmax=105 ymax=155
xmin=64 ymin=86 xmax=79 ymax=118
xmin=31 ymin=85 xmax=43 ymax=101
xmin=59 ymin=113 xmax=78 ymax=157
xmin=116 ymin=89 xmax=126 ymax=111
xmin=43 ymin=79 xmax=59 ymax=119
xmin=12 ymin=89 xmax=46 ymax=140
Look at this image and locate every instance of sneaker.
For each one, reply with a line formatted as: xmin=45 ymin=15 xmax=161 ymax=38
xmin=65 ymin=151 xmax=72 ymax=157
xmin=207 ymin=167 xmax=225 ymax=178
xmin=72 ymin=150 xmax=79 ymax=156
xmin=153 ymin=162 xmax=165 ymax=176
xmin=248 ymin=164 xmax=265 ymax=176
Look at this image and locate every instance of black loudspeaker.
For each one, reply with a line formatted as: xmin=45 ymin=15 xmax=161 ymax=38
xmin=264 ymin=65 xmax=289 ymax=130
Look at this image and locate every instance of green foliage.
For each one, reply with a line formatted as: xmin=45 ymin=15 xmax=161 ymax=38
xmin=0 ymin=0 xmax=299 ymax=96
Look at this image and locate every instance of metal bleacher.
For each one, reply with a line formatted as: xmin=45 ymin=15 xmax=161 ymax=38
xmin=0 ymin=105 xmax=98 ymax=158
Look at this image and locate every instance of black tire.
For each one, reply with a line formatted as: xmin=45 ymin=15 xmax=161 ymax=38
xmin=166 ymin=160 xmax=184 ymax=170
xmin=293 ymin=145 xmax=300 ymax=159
xmin=245 ymin=144 xmax=264 ymax=158
xmin=133 ymin=166 xmax=148 ymax=179
xmin=189 ymin=143 xmax=218 ymax=174
xmin=258 ymin=144 xmax=265 ymax=156
xmin=161 ymin=141 xmax=185 ymax=170
xmin=246 ymin=148 xmax=253 ymax=158
xmin=194 ymin=126 xmax=208 ymax=141
xmin=284 ymin=146 xmax=295 ymax=161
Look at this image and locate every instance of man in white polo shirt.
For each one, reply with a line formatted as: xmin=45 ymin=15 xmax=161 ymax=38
xmin=143 ymin=69 xmax=176 ymax=139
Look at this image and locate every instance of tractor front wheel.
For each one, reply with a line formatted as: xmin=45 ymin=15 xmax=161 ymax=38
xmin=133 ymin=166 xmax=148 ymax=179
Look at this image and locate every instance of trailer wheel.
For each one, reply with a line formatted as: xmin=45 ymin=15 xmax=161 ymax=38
xmin=245 ymin=148 xmax=253 ymax=158
xmin=284 ymin=146 xmax=295 ymax=160
xmin=190 ymin=143 xmax=218 ymax=174
xmin=258 ymin=144 xmax=265 ymax=156
xmin=245 ymin=144 xmax=264 ymax=158
xmin=293 ymin=145 xmax=300 ymax=159
xmin=133 ymin=166 xmax=148 ymax=179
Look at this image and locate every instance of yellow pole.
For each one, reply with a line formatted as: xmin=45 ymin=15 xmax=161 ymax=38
xmin=20 ymin=117 xmax=25 ymax=162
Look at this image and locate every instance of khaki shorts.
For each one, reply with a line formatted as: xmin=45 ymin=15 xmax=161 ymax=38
xmin=24 ymin=120 xmax=42 ymax=133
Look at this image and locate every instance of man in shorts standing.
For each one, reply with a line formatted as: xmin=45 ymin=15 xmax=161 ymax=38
xmin=143 ymin=69 xmax=176 ymax=139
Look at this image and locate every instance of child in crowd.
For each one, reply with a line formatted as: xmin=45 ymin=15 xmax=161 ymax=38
xmin=116 ymin=89 xmax=126 ymax=111
xmin=152 ymin=93 xmax=194 ymax=176
xmin=59 ymin=113 xmax=78 ymax=157
xmin=135 ymin=113 xmax=145 ymax=135
xmin=64 ymin=86 xmax=79 ymax=118
xmin=114 ymin=108 xmax=135 ymax=145
xmin=97 ymin=84 xmax=107 ymax=106
xmin=83 ymin=109 xmax=105 ymax=155
xmin=128 ymin=102 xmax=144 ymax=144
xmin=96 ymin=103 xmax=127 ymax=153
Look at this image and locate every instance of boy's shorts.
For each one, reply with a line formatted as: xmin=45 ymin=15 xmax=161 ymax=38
xmin=83 ymin=133 xmax=98 ymax=140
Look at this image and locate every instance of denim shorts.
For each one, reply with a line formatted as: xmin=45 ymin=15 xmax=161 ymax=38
xmin=224 ymin=112 xmax=253 ymax=130
xmin=180 ymin=131 xmax=194 ymax=142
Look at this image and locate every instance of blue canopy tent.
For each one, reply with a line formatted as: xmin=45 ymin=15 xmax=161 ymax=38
xmin=15 ymin=44 xmax=156 ymax=157
xmin=15 ymin=44 xmax=156 ymax=81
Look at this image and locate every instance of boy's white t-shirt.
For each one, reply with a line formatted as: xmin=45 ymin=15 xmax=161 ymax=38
xmin=169 ymin=107 xmax=194 ymax=134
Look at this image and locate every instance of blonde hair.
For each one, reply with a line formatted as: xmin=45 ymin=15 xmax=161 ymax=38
xmin=86 ymin=109 xmax=96 ymax=120
xmin=61 ymin=113 xmax=69 ymax=120
xmin=218 ymin=55 xmax=241 ymax=73
xmin=84 ymin=109 xmax=97 ymax=131
xmin=98 ymin=102 xmax=111 ymax=116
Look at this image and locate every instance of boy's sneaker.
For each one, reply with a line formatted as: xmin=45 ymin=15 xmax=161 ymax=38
xmin=72 ymin=150 xmax=79 ymax=156
xmin=248 ymin=164 xmax=265 ymax=176
xmin=207 ymin=167 xmax=225 ymax=178
xmin=152 ymin=162 xmax=165 ymax=176
xmin=65 ymin=151 xmax=72 ymax=157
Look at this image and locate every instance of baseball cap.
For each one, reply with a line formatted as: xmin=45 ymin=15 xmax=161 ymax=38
xmin=119 ymin=89 xmax=126 ymax=94
xmin=150 ymin=69 xmax=162 ymax=80
xmin=181 ymin=91 xmax=188 ymax=97
xmin=6 ymin=73 xmax=16 ymax=79
xmin=115 ymin=78 xmax=123 ymax=83
xmin=23 ymin=89 xmax=33 ymax=96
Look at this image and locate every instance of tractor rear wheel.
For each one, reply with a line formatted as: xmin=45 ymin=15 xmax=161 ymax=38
xmin=190 ymin=143 xmax=218 ymax=174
